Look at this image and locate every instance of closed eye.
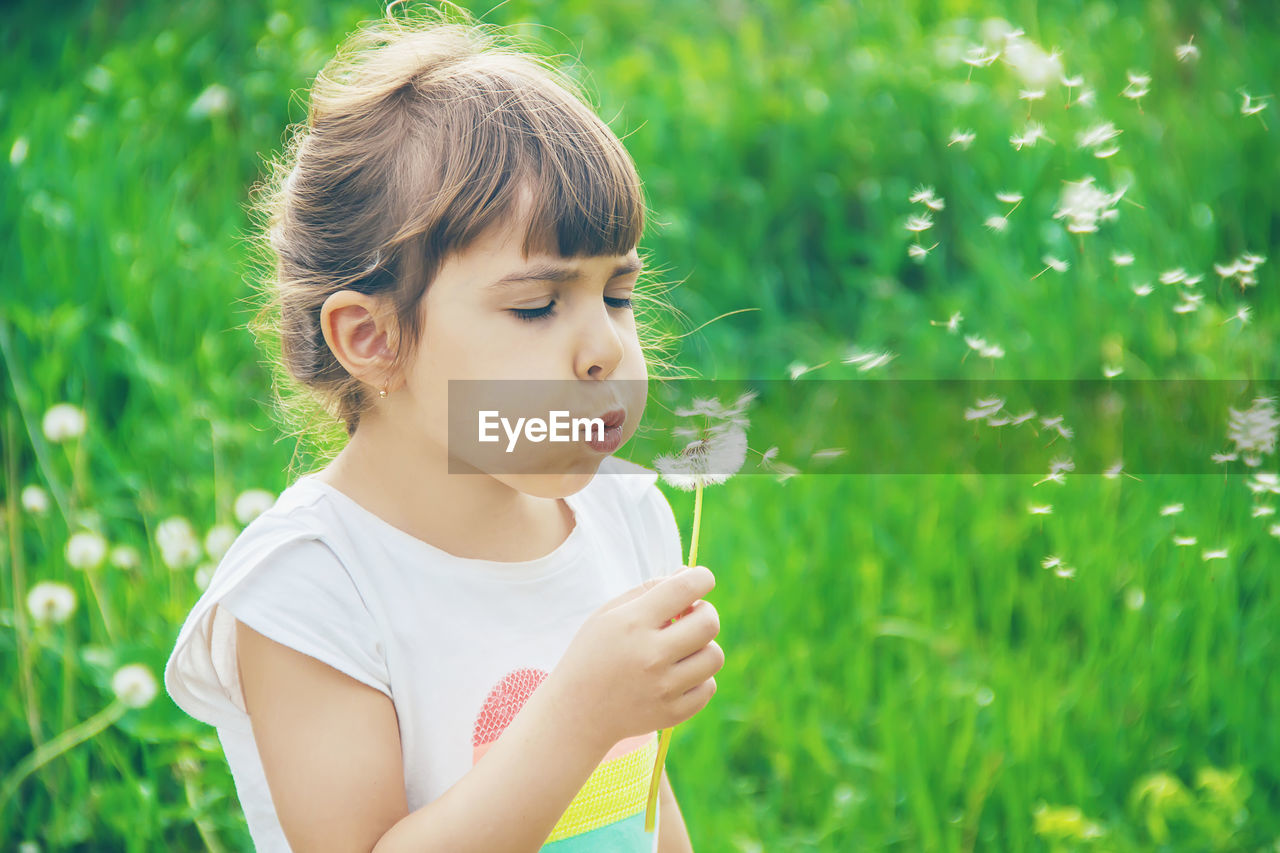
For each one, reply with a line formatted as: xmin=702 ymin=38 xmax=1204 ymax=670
xmin=509 ymin=295 xmax=633 ymax=323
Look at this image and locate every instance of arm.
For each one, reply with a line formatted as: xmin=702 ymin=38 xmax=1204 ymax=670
xmin=658 ymin=770 xmax=694 ymax=853
xmin=237 ymin=619 xmax=612 ymax=853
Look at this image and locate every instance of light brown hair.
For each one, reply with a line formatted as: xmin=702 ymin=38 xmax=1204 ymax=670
xmin=247 ymin=5 xmax=678 ymax=456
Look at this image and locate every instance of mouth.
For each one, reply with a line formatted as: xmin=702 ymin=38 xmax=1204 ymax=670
xmin=597 ymin=407 xmax=627 ymax=429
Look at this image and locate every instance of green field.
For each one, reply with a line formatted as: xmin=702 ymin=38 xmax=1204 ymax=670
xmin=3 ymin=0 xmax=1278 ymax=850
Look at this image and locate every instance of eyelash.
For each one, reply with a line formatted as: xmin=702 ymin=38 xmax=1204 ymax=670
xmin=510 ymin=296 xmax=633 ymax=323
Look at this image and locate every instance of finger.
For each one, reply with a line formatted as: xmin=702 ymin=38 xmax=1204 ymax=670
xmin=658 ymin=600 xmax=720 ymax=662
xmin=670 ymin=676 xmax=717 ymax=723
xmin=596 ymin=575 xmax=667 ymax=614
xmin=632 ymin=566 xmax=714 ymax=627
xmin=669 ymin=641 xmax=724 ymax=690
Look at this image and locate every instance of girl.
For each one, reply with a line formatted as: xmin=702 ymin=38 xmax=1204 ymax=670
xmin=163 ymin=8 xmax=723 ymax=852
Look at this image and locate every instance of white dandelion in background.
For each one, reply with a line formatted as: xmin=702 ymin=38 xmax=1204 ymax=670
xmin=21 ymin=485 xmax=49 ymax=514
xmin=66 ymin=531 xmax=108 ymax=571
xmin=948 ymin=129 xmax=976 ymax=148
xmin=1271 ymin=524 xmax=1280 ymax=538
xmin=195 ymin=564 xmax=216 ymax=591
xmin=111 ymin=664 xmax=158 ymax=708
xmin=1227 ymin=397 xmax=1278 ymax=466
xmin=156 ymin=517 xmax=201 ymax=570
xmin=234 ymin=489 xmax=277 ymax=525
xmin=27 ymin=581 xmax=77 ymax=626
xmin=961 ymin=334 xmax=1005 ymax=361
xmin=1160 ymin=503 xmax=1185 ymax=516
xmin=204 ymin=524 xmax=238 ymax=562
xmin=1175 ymin=36 xmax=1200 ymax=63
xmin=42 ymin=403 xmax=86 ymax=443
xmin=108 ymin=544 xmax=141 ymax=571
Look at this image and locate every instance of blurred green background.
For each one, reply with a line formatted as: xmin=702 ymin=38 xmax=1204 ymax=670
xmin=3 ymin=0 xmax=1278 ymax=850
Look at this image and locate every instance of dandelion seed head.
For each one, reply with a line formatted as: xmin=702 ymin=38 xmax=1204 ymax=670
xmin=156 ymin=516 xmax=200 ymax=570
xmin=109 ymin=544 xmax=141 ymax=571
xmin=42 ymin=403 xmax=86 ymax=443
xmin=66 ymin=530 xmax=107 ymax=570
xmin=21 ymin=485 xmax=50 ymax=514
xmin=204 ymin=524 xmax=238 ymax=562
xmin=27 ymin=581 xmax=77 ymax=626
xmin=234 ymin=489 xmax=277 ymax=525
xmin=111 ymin=663 xmax=158 ymax=708
xmin=655 ymin=422 xmax=749 ymax=491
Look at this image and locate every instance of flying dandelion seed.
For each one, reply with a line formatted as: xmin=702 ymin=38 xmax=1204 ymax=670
xmin=984 ymin=216 xmax=1009 ymax=232
xmin=810 ymin=448 xmax=847 ymax=461
xmin=1055 ymin=566 xmax=1076 ymax=579
xmin=1077 ymin=121 xmax=1122 ymax=151
xmin=1220 ymin=306 xmax=1251 ymax=326
xmin=948 ymin=129 xmax=976 ymax=148
xmin=1041 ymin=555 xmax=1063 ymax=570
xmin=1010 ymin=410 xmax=1037 ymax=426
xmin=1159 ymin=268 xmax=1188 ymax=285
xmin=842 ymin=348 xmax=896 ymax=371
xmin=1240 ymin=91 xmax=1271 ymax=129
xmin=1175 ymin=37 xmax=1200 ymax=63
xmin=1202 ymin=548 xmax=1228 ymax=561
xmin=1033 ymin=255 xmax=1070 ymax=279
xmin=930 ymin=311 xmax=963 ymax=333
xmin=1160 ymin=503 xmax=1185 ymax=516
xmin=1111 ymin=251 xmax=1135 ymax=266
xmin=1131 ymin=282 xmax=1154 ymax=296
xmin=1173 ymin=535 xmax=1197 ymax=547
xmin=1054 ymin=177 xmax=1124 ymax=234
xmin=905 ymin=214 xmax=934 ymax=232
xmin=1061 ymin=73 xmax=1085 ymax=107
xmin=964 ymin=396 xmax=1005 ymax=421
xmin=1251 ymin=505 xmax=1275 ymax=518
xmin=1172 ymin=300 xmax=1200 ymax=314
xmin=1076 ymin=88 xmax=1098 ymax=108
xmin=996 ymin=190 xmax=1024 ymax=208
xmin=909 ymin=186 xmax=945 ymax=210
xmin=1122 ymin=70 xmax=1151 ymax=110
xmin=1247 ymin=472 xmax=1280 ymax=495
xmin=1019 ymin=89 xmax=1047 ymax=102
xmin=1010 ymin=122 xmax=1051 ymax=150
xmin=1227 ymin=398 xmax=1278 ymax=465
xmin=1103 ymin=365 xmax=1124 ymax=378
xmin=1028 ymin=504 xmax=1053 ymax=514
xmin=908 ymin=242 xmax=939 ymax=261
xmin=1270 ymin=524 xmax=1280 ymax=538
xmin=787 ymin=361 xmax=828 ymax=380
xmin=1102 ymin=460 xmax=1128 ymax=480
xmin=1211 ymin=451 xmax=1238 ymax=465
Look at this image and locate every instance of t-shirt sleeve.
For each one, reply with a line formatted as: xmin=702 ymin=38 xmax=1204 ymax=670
xmin=636 ymin=482 xmax=686 ymax=583
xmin=218 ymin=537 xmax=392 ymax=710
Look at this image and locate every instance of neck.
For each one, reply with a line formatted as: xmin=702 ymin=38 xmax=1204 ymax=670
xmin=312 ymin=410 xmax=572 ymax=562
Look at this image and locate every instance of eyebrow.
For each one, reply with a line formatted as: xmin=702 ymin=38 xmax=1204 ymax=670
xmin=486 ymin=257 xmax=643 ymax=289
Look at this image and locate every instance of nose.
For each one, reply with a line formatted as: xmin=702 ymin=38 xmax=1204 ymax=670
xmin=574 ymin=301 xmax=626 ymax=380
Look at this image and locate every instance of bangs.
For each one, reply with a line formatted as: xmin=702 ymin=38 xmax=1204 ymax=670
xmin=413 ymin=61 xmax=646 ymax=260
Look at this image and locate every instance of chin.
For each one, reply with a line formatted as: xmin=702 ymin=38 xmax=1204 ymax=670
xmin=495 ymin=464 xmax=603 ymax=499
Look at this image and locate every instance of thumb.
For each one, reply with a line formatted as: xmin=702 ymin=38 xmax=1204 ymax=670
xmin=596 ymin=567 xmax=695 ymax=615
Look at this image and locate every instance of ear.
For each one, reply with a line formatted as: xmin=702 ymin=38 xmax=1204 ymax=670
xmin=319 ymin=291 xmax=400 ymax=390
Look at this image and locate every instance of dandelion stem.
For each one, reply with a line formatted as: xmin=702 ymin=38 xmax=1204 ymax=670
xmin=0 ymin=701 xmax=127 ymax=811
xmin=645 ymin=482 xmax=706 ymax=832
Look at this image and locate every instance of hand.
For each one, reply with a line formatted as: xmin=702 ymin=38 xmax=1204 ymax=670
xmin=544 ymin=566 xmax=724 ymax=754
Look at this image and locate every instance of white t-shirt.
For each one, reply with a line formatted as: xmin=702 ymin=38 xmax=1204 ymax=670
xmin=163 ymin=455 xmax=684 ymax=852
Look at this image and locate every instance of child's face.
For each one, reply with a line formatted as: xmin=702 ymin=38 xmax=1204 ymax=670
xmin=394 ymin=209 xmax=649 ymax=498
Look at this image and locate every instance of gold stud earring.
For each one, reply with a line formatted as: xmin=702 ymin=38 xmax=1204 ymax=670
xmin=378 ymin=384 xmax=388 ymax=399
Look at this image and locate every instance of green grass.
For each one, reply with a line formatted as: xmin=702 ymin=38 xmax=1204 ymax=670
xmin=2 ymin=0 xmax=1278 ymax=849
